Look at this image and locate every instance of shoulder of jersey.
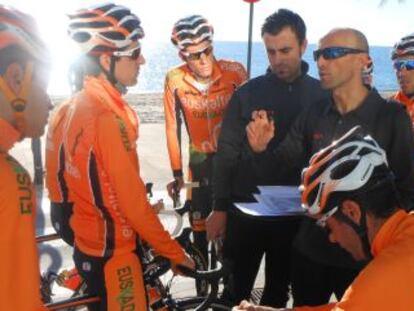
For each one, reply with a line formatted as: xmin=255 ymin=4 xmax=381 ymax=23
xmin=166 ymin=63 xmax=187 ymax=80
xmin=217 ymin=59 xmax=246 ymax=75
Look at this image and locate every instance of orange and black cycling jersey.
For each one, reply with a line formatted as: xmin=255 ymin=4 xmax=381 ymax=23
xmin=295 ymin=210 xmax=414 ymax=311
xmin=394 ymin=90 xmax=414 ymax=123
xmin=46 ymin=100 xmax=72 ymax=204
xmin=62 ymin=76 xmax=185 ymax=262
xmin=164 ymin=59 xmax=247 ymax=176
xmin=0 ymin=118 xmax=46 ymax=311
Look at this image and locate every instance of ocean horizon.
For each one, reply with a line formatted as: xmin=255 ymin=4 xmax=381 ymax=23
xmin=132 ymin=41 xmax=398 ymax=94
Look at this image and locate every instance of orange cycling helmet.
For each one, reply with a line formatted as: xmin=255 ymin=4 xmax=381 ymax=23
xmin=68 ymin=3 xmax=144 ymax=56
xmin=0 ymin=5 xmax=48 ymax=60
xmin=0 ymin=5 xmax=50 ymax=135
xmin=171 ymin=15 xmax=213 ymax=50
xmin=300 ymin=126 xmax=391 ymax=217
xmin=391 ymin=33 xmax=414 ymax=60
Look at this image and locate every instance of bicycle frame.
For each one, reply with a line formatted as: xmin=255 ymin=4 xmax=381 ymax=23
xmin=37 ymin=229 xmax=228 ymax=310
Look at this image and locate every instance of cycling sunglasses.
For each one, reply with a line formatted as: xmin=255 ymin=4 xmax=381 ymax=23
xmin=113 ymin=45 xmax=141 ymax=60
xmin=313 ymin=47 xmax=367 ymax=61
xmin=181 ymin=46 xmax=213 ymax=61
xmin=393 ymin=59 xmax=414 ymax=71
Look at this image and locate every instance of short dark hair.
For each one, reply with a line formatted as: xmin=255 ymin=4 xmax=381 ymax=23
xmin=336 ymin=181 xmax=399 ymax=220
xmin=261 ymin=9 xmax=306 ymax=44
xmin=0 ymin=45 xmax=32 ymax=75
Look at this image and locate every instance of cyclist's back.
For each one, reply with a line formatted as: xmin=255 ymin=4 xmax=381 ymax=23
xmin=46 ymin=99 xmax=74 ymax=246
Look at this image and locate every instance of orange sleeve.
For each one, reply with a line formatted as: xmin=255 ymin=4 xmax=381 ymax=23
xmin=96 ymin=114 xmax=185 ymax=264
xmin=163 ymin=73 xmax=183 ymax=177
xmin=236 ymin=62 xmax=248 ymax=85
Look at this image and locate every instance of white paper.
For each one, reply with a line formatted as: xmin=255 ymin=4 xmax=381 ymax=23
xmin=234 ymin=186 xmax=305 ymax=217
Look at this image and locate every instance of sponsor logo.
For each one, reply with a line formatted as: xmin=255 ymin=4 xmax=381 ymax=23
xmin=116 ymin=116 xmax=132 ymax=151
xmin=117 ymin=266 xmax=136 ymax=310
xmin=7 ymin=156 xmax=33 ymax=214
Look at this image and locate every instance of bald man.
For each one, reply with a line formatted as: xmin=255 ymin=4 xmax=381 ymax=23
xmin=245 ymin=28 xmax=414 ymax=306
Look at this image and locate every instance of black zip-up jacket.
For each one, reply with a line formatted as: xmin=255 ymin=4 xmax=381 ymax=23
xmin=213 ymin=62 xmax=327 ymax=212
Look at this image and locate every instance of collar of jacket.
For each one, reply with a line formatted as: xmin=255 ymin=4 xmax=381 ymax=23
xmin=322 ymin=88 xmax=382 ymax=123
xmin=371 ymin=209 xmax=410 ymax=257
xmin=183 ymin=58 xmax=222 ymax=92
xmin=0 ymin=117 xmax=20 ymax=153
xmin=265 ymin=61 xmax=309 ymax=85
xmin=84 ymin=76 xmax=139 ymax=132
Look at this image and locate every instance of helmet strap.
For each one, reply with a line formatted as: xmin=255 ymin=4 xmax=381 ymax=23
xmin=100 ymin=55 xmax=127 ymax=94
xmin=0 ymin=61 xmax=33 ymax=136
xmin=335 ymin=207 xmax=373 ymax=262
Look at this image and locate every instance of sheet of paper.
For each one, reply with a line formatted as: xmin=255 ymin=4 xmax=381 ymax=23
xmin=234 ymin=185 xmax=305 ymax=217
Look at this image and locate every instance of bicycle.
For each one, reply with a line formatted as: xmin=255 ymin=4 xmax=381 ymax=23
xmin=38 ymin=228 xmax=232 ymax=310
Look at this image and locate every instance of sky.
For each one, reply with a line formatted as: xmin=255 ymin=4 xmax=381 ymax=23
xmin=2 ymin=0 xmax=413 ymax=94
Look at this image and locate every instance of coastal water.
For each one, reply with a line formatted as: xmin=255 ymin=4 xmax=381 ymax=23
xmin=133 ymin=41 xmax=398 ymax=94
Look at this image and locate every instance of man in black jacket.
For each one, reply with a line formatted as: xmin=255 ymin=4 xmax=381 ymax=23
xmin=246 ymin=28 xmax=414 ymax=307
xmin=206 ymin=9 xmax=327 ymax=307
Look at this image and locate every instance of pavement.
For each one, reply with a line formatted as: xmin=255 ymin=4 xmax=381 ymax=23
xmin=10 ymin=123 xmax=280 ymax=308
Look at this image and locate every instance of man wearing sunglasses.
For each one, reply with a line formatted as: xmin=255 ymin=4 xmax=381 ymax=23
xmin=164 ymin=14 xmax=247 ymax=292
xmin=391 ymin=33 xmax=414 ymax=123
xmin=234 ymin=128 xmax=414 ymax=311
xmin=245 ymin=28 xmax=414 ymax=307
xmin=208 ymin=9 xmax=327 ymax=308
xmin=46 ymin=4 xmax=195 ymax=310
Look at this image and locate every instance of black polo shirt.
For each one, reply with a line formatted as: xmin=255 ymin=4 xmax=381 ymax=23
xmin=261 ymin=88 xmax=414 ymax=267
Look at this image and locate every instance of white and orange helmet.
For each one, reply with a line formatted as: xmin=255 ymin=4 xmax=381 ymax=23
xmin=300 ymin=126 xmax=390 ymax=216
xmin=67 ymin=3 xmax=144 ymax=56
xmin=0 ymin=5 xmax=49 ymax=61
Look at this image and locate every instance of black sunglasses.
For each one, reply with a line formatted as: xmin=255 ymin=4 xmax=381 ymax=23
xmin=313 ymin=47 xmax=367 ymax=61
xmin=182 ymin=46 xmax=213 ymax=61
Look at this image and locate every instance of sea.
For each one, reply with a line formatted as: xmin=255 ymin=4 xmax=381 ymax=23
xmin=132 ymin=41 xmax=398 ymax=94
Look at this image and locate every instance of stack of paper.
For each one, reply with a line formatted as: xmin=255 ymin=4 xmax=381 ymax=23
xmin=234 ymin=186 xmax=305 ymax=217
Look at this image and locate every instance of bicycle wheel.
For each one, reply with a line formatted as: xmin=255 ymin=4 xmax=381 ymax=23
xmin=187 ymin=243 xmax=209 ymax=296
xmin=175 ymin=297 xmax=232 ymax=310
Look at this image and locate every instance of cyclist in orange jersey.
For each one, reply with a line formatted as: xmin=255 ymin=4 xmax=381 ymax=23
xmin=391 ymin=33 xmax=414 ymax=124
xmin=234 ymin=128 xmax=414 ymax=311
xmin=0 ymin=5 xmax=52 ymax=310
xmin=165 ymin=15 xmax=247 ymax=280
xmin=57 ymin=4 xmax=194 ymax=311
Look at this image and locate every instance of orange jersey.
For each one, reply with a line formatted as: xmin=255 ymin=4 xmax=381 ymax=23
xmin=164 ymin=59 xmax=247 ymax=175
xmin=46 ymin=100 xmax=72 ymax=203
xmin=62 ymin=76 xmax=185 ymax=263
xmin=295 ymin=210 xmax=414 ymax=311
xmin=394 ymin=91 xmax=414 ymax=123
xmin=0 ymin=119 xmax=45 ymax=311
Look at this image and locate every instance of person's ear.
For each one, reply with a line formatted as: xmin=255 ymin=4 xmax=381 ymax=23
xmin=178 ymin=51 xmax=186 ymax=62
xmin=341 ymin=200 xmax=362 ymax=224
xmin=4 ymin=62 xmax=24 ymax=94
xmin=99 ymin=54 xmax=111 ymax=72
xmin=300 ymin=38 xmax=308 ymax=57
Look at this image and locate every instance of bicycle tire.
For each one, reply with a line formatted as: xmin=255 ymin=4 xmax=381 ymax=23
xmin=175 ymin=297 xmax=232 ymax=310
xmin=186 ymin=243 xmax=209 ymax=296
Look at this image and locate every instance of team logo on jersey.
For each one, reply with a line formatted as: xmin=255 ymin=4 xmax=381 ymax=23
xmin=7 ymin=156 xmax=33 ymax=214
xmin=116 ymin=116 xmax=132 ymax=151
xmin=116 ymin=265 xmax=136 ymax=310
